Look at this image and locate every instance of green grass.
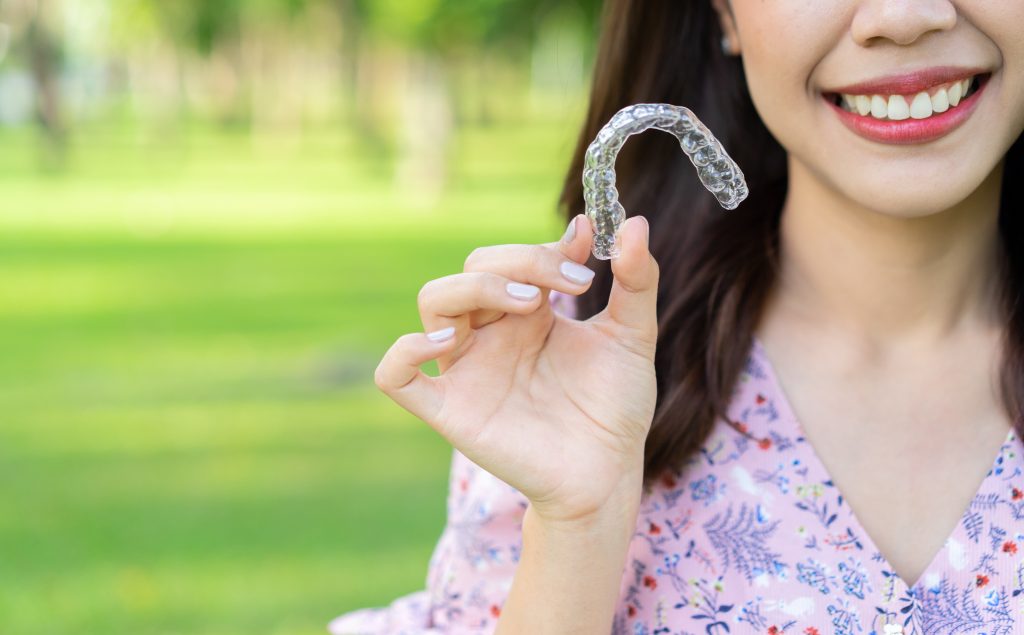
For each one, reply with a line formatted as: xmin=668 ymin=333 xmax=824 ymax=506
xmin=0 ymin=115 xmax=583 ymax=634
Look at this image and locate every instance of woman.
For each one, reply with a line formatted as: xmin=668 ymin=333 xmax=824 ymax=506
xmin=332 ymin=0 xmax=1024 ymax=632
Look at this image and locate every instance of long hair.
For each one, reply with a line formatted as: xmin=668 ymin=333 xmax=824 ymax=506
xmin=558 ymin=1 xmax=1024 ymax=493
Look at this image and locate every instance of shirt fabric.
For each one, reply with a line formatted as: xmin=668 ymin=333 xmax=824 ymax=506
xmin=329 ymin=290 xmax=1024 ymax=635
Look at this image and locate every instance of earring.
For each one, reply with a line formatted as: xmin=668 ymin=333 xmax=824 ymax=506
xmin=721 ymin=35 xmax=732 ymax=55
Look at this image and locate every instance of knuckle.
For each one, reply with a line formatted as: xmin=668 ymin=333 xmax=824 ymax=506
xmin=477 ymin=270 xmax=502 ymax=290
xmin=373 ymin=359 xmax=390 ymax=391
xmin=464 ymin=246 xmax=484 ymax=271
xmin=525 ymin=244 xmax=548 ymax=275
xmin=417 ymin=278 xmax=440 ymax=310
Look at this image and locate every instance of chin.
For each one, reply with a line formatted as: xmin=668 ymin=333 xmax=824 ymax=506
xmin=836 ymin=163 xmax=996 ymax=217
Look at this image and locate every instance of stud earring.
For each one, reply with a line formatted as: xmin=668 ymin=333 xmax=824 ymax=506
xmin=721 ymin=35 xmax=732 ymax=55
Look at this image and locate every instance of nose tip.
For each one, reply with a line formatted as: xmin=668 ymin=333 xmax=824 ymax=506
xmin=851 ymin=0 xmax=958 ymax=47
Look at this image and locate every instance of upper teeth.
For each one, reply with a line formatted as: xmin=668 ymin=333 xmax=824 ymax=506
xmin=838 ymin=77 xmax=974 ymax=120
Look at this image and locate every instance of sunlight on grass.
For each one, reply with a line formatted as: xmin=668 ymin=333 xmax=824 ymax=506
xmin=0 ymin=114 xmax=584 ymax=633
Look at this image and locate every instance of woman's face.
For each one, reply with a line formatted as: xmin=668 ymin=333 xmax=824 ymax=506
xmin=716 ymin=0 xmax=1024 ymax=216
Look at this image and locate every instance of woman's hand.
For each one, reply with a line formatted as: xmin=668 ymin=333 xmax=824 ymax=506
xmin=374 ymin=214 xmax=659 ymax=524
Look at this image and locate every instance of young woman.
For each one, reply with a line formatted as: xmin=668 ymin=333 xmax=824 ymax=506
xmin=331 ymin=0 xmax=1024 ymax=633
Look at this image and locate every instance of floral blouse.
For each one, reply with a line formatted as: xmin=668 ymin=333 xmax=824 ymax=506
xmin=330 ymin=290 xmax=1024 ymax=635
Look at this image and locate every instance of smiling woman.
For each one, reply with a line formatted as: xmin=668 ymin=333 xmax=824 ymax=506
xmin=330 ymin=0 xmax=1024 ymax=633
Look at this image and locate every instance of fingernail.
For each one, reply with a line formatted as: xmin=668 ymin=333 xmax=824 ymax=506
xmin=561 ymin=216 xmax=577 ymax=244
xmin=638 ymin=216 xmax=649 ymax=247
xmin=506 ymin=282 xmax=540 ymax=300
xmin=426 ymin=326 xmax=455 ymax=342
xmin=560 ymin=260 xmax=595 ymax=285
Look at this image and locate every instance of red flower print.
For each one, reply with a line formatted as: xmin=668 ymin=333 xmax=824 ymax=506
xmin=805 ymin=628 xmax=821 ymax=635
xmin=662 ymin=473 xmax=678 ymax=489
xmin=1003 ymin=541 xmax=1018 ymax=554
xmin=490 ymin=604 xmax=501 ymax=618
xmin=648 ymin=522 xmax=661 ymax=535
xmin=627 ymin=605 xmax=637 ymax=617
xmin=756 ymin=393 xmax=766 ymax=405
xmin=768 ymin=626 xmax=780 ymax=635
xmin=1012 ymin=487 xmax=1023 ymax=501
xmin=758 ymin=437 xmax=773 ymax=450
xmin=643 ymin=575 xmax=657 ymax=589
xmin=735 ymin=421 xmax=749 ymax=433
xmin=459 ymin=478 xmax=468 ymax=492
xmin=976 ymin=574 xmax=990 ymax=587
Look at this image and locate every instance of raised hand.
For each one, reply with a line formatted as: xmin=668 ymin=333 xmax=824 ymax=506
xmin=373 ymin=214 xmax=659 ymax=524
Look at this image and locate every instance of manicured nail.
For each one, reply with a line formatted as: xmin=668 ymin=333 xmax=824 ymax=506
xmin=561 ymin=216 xmax=577 ymax=244
xmin=560 ymin=261 xmax=595 ymax=285
xmin=507 ymin=282 xmax=540 ymax=300
xmin=426 ymin=326 xmax=455 ymax=342
xmin=638 ymin=216 xmax=649 ymax=247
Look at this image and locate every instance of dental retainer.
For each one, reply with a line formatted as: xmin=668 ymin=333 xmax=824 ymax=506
xmin=582 ymin=103 xmax=749 ymax=260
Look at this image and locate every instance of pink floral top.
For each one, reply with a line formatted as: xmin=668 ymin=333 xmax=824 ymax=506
xmin=330 ymin=291 xmax=1024 ymax=635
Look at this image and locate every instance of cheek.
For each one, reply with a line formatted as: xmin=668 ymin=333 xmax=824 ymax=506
xmin=964 ymin=4 xmax=1024 ymax=126
xmin=736 ymin=42 xmax=819 ymax=164
xmin=732 ymin=2 xmax=842 ymax=145
xmin=965 ymin=3 xmax=1024 ymax=53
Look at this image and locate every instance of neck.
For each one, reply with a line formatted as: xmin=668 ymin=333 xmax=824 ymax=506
xmin=771 ymin=156 xmax=1006 ymax=349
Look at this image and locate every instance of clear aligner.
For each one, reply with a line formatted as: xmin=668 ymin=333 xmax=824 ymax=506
xmin=582 ymin=103 xmax=749 ymax=260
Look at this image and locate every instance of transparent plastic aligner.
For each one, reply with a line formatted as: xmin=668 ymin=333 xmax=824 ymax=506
xmin=582 ymin=103 xmax=749 ymax=260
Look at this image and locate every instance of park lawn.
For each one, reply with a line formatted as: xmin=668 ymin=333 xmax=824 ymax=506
xmin=0 ymin=117 xmax=581 ymax=634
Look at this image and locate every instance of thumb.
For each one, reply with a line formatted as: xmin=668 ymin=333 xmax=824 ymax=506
xmin=606 ymin=214 xmax=659 ymax=341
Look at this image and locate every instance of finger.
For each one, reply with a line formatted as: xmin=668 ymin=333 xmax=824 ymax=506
xmin=542 ymin=213 xmax=595 ymax=268
xmin=606 ymin=214 xmax=659 ymax=341
xmin=418 ymin=271 xmax=545 ymax=335
xmin=463 ymin=217 xmax=598 ymax=303
xmin=374 ymin=330 xmax=458 ymax=427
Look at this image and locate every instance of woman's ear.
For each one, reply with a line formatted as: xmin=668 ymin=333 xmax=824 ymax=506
xmin=711 ymin=0 xmax=741 ymax=56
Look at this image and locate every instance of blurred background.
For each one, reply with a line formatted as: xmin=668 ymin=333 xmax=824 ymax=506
xmin=0 ymin=0 xmax=602 ymax=632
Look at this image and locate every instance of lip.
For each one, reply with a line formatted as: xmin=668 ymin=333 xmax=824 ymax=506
xmin=823 ymin=65 xmax=989 ymax=96
xmin=823 ymin=73 xmax=990 ymax=145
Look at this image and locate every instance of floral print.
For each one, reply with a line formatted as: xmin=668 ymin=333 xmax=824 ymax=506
xmin=329 ymin=291 xmax=1024 ymax=634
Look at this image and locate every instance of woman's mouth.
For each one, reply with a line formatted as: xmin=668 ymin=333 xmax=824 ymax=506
xmin=822 ymin=72 xmax=991 ymax=145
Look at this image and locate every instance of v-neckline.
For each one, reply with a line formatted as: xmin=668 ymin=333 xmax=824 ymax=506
xmin=749 ymin=333 xmax=1018 ymax=592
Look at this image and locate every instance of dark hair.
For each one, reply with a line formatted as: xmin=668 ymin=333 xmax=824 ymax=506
xmin=559 ymin=0 xmax=1024 ymax=493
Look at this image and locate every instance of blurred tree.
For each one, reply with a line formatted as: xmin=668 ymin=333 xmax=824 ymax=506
xmin=17 ymin=0 xmax=67 ymax=166
xmin=353 ymin=0 xmax=602 ymax=55
xmin=4 ymin=0 xmax=601 ymax=175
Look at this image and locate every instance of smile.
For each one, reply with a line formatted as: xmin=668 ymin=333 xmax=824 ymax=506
xmin=828 ymin=74 xmax=984 ymax=121
xmin=822 ymin=72 xmax=991 ymax=145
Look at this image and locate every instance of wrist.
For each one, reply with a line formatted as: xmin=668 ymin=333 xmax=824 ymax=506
xmin=498 ymin=479 xmax=641 ymax=634
xmin=525 ymin=473 xmax=643 ymax=544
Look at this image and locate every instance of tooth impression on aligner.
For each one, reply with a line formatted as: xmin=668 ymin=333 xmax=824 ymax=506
xmin=582 ymin=104 xmax=749 ymax=260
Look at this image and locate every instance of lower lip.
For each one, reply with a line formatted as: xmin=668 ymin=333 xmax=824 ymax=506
xmin=823 ymin=77 xmax=988 ymax=145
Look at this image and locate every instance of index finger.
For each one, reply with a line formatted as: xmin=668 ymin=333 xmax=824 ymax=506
xmin=542 ymin=213 xmax=594 ymax=265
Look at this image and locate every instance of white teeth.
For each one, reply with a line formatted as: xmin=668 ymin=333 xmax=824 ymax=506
xmin=910 ymin=92 xmax=932 ymax=119
xmin=871 ymin=94 xmax=888 ymax=118
xmin=948 ymin=80 xmax=963 ymax=106
xmin=855 ymin=95 xmax=871 ymax=116
xmin=887 ymin=94 xmax=910 ymax=120
xmin=835 ymin=75 xmax=980 ymax=120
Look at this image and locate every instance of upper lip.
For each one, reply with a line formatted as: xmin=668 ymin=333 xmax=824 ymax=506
xmin=823 ymin=65 xmax=989 ymax=96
